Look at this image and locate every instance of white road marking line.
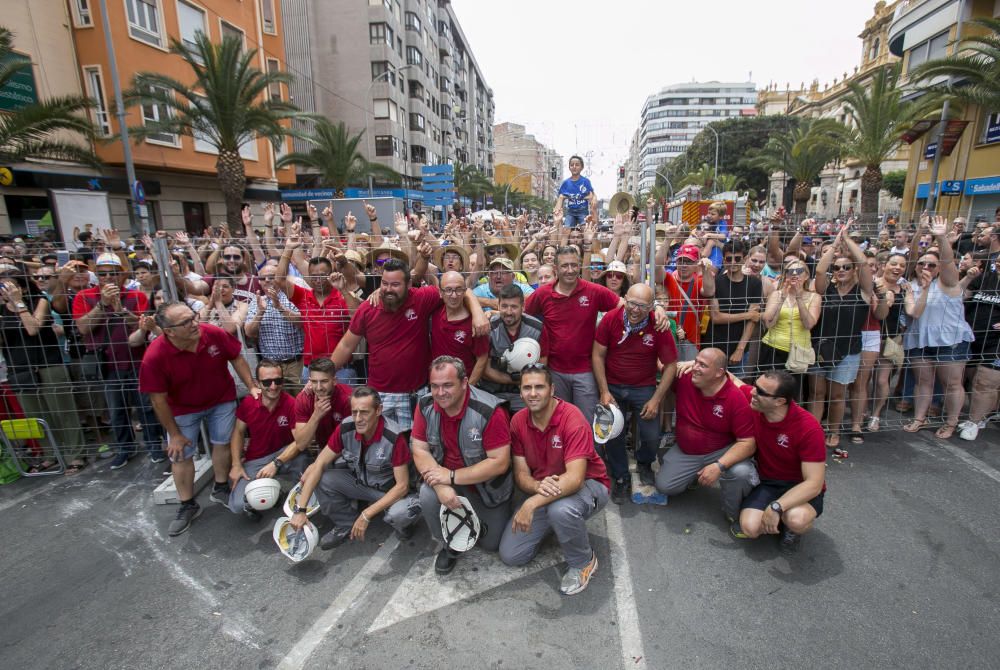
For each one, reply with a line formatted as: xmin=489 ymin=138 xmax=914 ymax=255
xmin=912 ymin=433 xmax=1000 ymax=484
xmin=368 ymin=542 xmax=563 ymax=633
xmin=604 ymin=504 xmax=647 ymax=670
xmin=277 ymin=536 xmax=401 ymax=670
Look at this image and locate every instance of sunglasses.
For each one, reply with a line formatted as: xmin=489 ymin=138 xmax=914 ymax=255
xmin=96 ymin=270 xmax=118 ymax=277
xmin=375 ymin=258 xmax=390 ymax=266
xmin=487 ymin=247 xmax=506 ymax=257
xmin=724 ymin=256 xmax=743 ymax=263
xmin=223 ymin=254 xmax=243 ymax=261
xmin=832 ymin=264 xmax=854 ymax=272
xmin=259 ymin=378 xmax=284 ymax=387
xmin=785 ymin=267 xmax=806 ymax=276
xmin=605 ymin=272 xmax=626 ymax=280
xmin=917 ymin=261 xmax=938 ymax=269
xmin=753 ymin=383 xmax=778 ymax=398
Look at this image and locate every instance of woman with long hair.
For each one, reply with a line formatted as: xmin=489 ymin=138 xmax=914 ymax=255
xmin=759 ymin=259 xmax=822 ymax=400
xmin=868 ymin=253 xmax=909 ymax=431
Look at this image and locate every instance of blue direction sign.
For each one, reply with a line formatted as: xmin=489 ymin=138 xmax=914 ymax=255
xmin=421 ymin=164 xmax=455 ymax=208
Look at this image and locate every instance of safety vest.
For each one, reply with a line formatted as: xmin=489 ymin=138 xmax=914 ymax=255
xmin=339 ymin=417 xmax=406 ymax=493
xmin=417 ymin=386 xmax=513 ymax=507
xmin=480 ymin=314 xmax=543 ymax=395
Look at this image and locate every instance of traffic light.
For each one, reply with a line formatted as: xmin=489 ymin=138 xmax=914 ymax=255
xmin=618 ymin=166 xmax=625 ymax=180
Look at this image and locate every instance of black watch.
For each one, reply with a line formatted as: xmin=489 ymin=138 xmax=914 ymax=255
xmin=271 ymin=457 xmax=283 ymax=473
xmin=293 ymin=505 xmax=309 ymax=514
xmin=769 ymin=501 xmax=783 ymax=514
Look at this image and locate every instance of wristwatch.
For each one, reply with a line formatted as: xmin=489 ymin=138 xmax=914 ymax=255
xmin=293 ymin=505 xmax=309 ymax=514
xmin=769 ymin=501 xmax=783 ymax=514
xmin=271 ymin=456 xmax=283 ymax=473
xmin=14 ymin=302 xmax=27 ymax=312
xmin=715 ymin=460 xmax=728 ymax=473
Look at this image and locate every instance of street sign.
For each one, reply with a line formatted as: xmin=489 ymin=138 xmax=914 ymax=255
xmin=0 ymin=51 xmax=37 ymax=112
xmin=133 ymin=180 xmax=146 ymax=205
xmin=940 ymin=180 xmax=963 ymax=196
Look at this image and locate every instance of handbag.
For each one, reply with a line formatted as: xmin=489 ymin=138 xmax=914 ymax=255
xmin=784 ymin=297 xmax=815 ymax=373
xmin=882 ymin=334 xmax=904 ymax=367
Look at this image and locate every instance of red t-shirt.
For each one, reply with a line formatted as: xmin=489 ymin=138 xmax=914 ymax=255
xmin=411 ymin=389 xmax=511 ymax=470
xmin=236 ymin=392 xmax=296 ymax=461
xmin=524 ymin=280 xmax=620 ymax=373
xmin=349 ymin=285 xmax=442 ymax=392
xmin=325 ymin=417 xmax=412 ymax=468
xmin=509 ymin=400 xmax=610 ymax=490
xmin=289 ymin=284 xmax=349 ymax=365
xmin=72 ymin=286 xmax=150 ymax=369
xmin=673 ymin=374 xmax=754 ymax=456
xmin=139 ymin=323 xmax=241 ymax=416
xmin=595 ymin=306 xmax=678 ymax=387
xmin=293 ymin=384 xmax=353 ymax=448
xmin=663 ymin=272 xmax=706 ymax=346
xmin=429 ymin=307 xmax=489 ymax=378
xmin=738 ymin=386 xmax=827 ymax=488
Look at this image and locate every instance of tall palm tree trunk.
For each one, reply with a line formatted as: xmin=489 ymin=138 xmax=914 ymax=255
xmin=217 ymin=150 xmax=247 ymax=233
xmin=860 ymin=165 xmax=883 ymax=222
xmin=793 ymin=181 xmax=812 ymax=215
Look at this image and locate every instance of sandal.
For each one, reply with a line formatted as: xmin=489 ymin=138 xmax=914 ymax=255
xmin=833 ymin=447 xmax=849 ymax=459
xmin=935 ymin=423 xmax=958 ymax=439
xmin=849 ymin=431 xmax=864 ymax=445
xmin=867 ymin=416 xmax=880 ymax=432
xmin=28 ymin=459 xmax=58 ymax=474
xmin=825 ymin=434 xmax=841 ymax=449
xmin=903 ymin=419 xmax=928 ymax=433
xmin=65 ymin=460 xmax=88 ymax=475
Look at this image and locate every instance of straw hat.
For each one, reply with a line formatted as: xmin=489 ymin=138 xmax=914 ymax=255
xmin=483 ymin=237 xmax=520 ymax=262
xmin=433 ymin=243 xmax=470 ymax=270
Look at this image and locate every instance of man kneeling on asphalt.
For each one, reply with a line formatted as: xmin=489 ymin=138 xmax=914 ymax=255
xmin=731 ymin=370 xmax=826 ymax=552
xmin=655 ymin=348 xmax=758 ymax=523
xmin=499 ymin=364 xmax=610 ymax=596
xmin=228 ymin=359 xmax=309 ymax=520
xmin=291 ymin=386 xmax=419 ymax=549
xmin=411 ymin=356 xmax=512 ymax=575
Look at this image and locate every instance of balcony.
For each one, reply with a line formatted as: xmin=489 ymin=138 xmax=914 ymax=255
xmin=887 ymin=0 xmax=959 ymax=56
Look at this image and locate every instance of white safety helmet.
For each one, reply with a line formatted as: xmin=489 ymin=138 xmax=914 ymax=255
xmin=283 ymin=482 xmax=321 ymax=517
xmin=439 ymin=496 xmax=485 ymax=553
xmin=593 ymin=403 xmax=625 ymax=444
xmin=502 ymin=338 xmax=541 ymax=374
xmin=244 ymin=478 xmax=281 ymax=511
xmin=273 ymin=516 xmax=319 ymax=563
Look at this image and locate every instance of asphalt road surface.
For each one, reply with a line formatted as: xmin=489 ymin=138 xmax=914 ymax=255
xmin=2 ymin=424 xmax=998 ymax=669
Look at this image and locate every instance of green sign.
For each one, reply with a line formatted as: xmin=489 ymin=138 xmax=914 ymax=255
xmin=0 ymin=52 xmax=38 ymax=112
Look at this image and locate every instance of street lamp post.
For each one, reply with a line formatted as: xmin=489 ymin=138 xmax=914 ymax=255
xmin=504 ymin=169 xmax=538 ymax=214
xmin=365 ymin=64 xmax=413 ymax=197
xmin=704 ymin=124 xmax=720 ymax=194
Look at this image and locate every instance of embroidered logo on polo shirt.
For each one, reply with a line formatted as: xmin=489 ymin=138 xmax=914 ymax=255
xmin=712 ymin=404 xmax=724 ymax=418
xmin=642 ymin=334 xmax=654 ymax=347
xmin=777 ymin=433 xmax=790 ymax=449
xmin=551 ymin=435 xmax=563 ymax=449
xmin=277 ymin=415 xmax=289 ymax=427
xmin=374 ymin=446 xmax=386 ymax=460
xmin=332 ymin=412 xmax=343 ymax=422
xmin=467 ymin=426 xmax=482 ymax=442
xmin=405 ymin=308 xmax=417 ymax=321
xmin=578 ymin=295 xmax=590 ymax=307
xmin=207 ymin=344 xmax=220 ymax=357
xmin=454 ymin=330 xmax=467 ymax=343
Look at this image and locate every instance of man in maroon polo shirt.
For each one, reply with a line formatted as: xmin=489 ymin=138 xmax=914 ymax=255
xmin=227 ymin=359 xmax=308 ymax=520
xmin=140 ymin=302 xmax=260 ymax=537
xmin=654 ymin=348 xmax=758 ymax=522
xmin=430 ymin=271 xmax=489 ymax=385
xmin=276 ymin=229 xmax=356 ymax=383
xmin=331 ymin=259 xmax=488 ymax=429
xmin=292 ymin=358 xmax=353 ymax=452
xmin=499 ymin=365 xmax=609 ymax=596
xmin=525 ymin=246 xmax=670 ymax=425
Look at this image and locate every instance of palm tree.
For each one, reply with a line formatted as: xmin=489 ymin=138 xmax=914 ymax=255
xmin=276 ymin=119 xmax=399 ymax=196
xmin=911 ymin=17 xmax=1000 ymax=115
xmin=839 ymin=63 xmax=943 ymax=221
xmin=0 ymin=27 xmax=101 ymax=165
xmin=454 ymin=163 xmax=491 ymax=209
xmin=745 ymin=118 xmax=844 ymax=214
xmin=713 ymin=173 xmax=742 ymax=194
xmin=679 ymin=163 xmax=715 ymax=191
xmin=124 ymin=32 xmax=301 ymax=230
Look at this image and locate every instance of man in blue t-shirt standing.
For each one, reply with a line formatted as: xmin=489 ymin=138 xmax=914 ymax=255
xmin=555 ymin=155 xmax=596 ymax=228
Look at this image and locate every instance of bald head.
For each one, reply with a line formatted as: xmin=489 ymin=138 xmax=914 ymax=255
xmin=690 ymin=347 xmax=728 ymax=391
xmin=440 ymin=270 xmax=464 ymax=288
xmin=625 ymin=283 xmax=653 ymax=303
xmin=623 ymin=283 xmax=654 ymax=324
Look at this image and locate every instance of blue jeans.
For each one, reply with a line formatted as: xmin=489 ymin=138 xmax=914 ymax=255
xmin=605 ymin=384 xmax=660 ymax=480
xmin=103 ymin=366 xmax=162 ymax=457
xmin=564 ymin=210 xmax=588 ymax=228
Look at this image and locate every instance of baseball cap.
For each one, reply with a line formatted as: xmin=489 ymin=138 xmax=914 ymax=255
xmin=676 ymin=244 xmax=700 ymax=262
xmin=604 ymin=260 xmax=627 ymax=275
xmin=802 ymin=236 xmax=813 ymax=245
xmin=488 ymin=257 xmax=515 ymax=271
xmin=95 ymin=252 xmax=124 ymax=268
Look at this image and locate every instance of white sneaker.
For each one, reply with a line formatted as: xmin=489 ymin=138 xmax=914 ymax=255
xmin=958 ymin=421 xmax=979 ymax=441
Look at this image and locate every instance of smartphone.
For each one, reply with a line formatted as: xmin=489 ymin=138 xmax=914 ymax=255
xmin=56 ymin=250 xmax=70 ymax=266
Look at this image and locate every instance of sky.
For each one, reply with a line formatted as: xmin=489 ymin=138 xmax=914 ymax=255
xmin=456 ymin=0 xmax=883 ymax=195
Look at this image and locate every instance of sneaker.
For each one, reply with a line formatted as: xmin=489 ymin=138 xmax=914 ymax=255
xmin=611 ymin=477 xmax=630 ymax=505
xmin=779 ymin=529 xmax=801 ymax=553
xmin=319 ymin=527 xmax=350 ymax=550
xmin=958 ymin=420 xmax=979 ymax=442
xmin=209 ymin=483 xmax=231 ymax=506
xmin=434 ymin=547 xmax=459 ymax=575
xmin=97 ymin=444 xmax=114 ymax=460
xmin=168 ymin=502 xmax=202 ymax=537
xmin=730 ymin=521 xmax=750 ymax=540
xmin=637 ymin=463 xmax=655 ymax=487
xmin=109 ymin=451 xmax=131 ymax=470
xmin=242 ymin=502 xmax=262 ymax=522
xmin=560 ymin=552 xmax=598 ymax=595
xmin=149 ymin=450 xmax=167 ymax=464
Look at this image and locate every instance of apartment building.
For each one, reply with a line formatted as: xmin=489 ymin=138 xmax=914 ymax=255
xmin=493 ymin=122 xmax=562 ymax=201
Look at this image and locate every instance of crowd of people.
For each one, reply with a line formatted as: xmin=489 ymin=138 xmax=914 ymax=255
xmin=2 ymin=161 xmax=999 ymax=593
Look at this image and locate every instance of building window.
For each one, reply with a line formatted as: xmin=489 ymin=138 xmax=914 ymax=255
xmin=373 ymin=98 xmax=398 ymax=121
xmin=405 ymin=11 xmax=422 ymax=34
xmin=411 ymin=145 xmax=427 ymax=164
xmin=261 ymin=0 xmax=277 ymax=34
xmin=369 ymin=22 xmax=393 ymax=46
xmin=73 ymin=0 xmax=93 ymax=27
xmin=125 ymin=0 xmax=163 ymax=47
xmin=908 ymin=30 xmax=949 ymax=73
xmin=409 ymin=80 xmax=425 ymax=100
xmin=141 ymin=85 xmax=178 ymax=146
xmin=409 ymin=112 xmax=425 ymax=132
xmin=869 ymin=37 xmax=880 ymax=61
xmin=82 ymin=66 xmax=111 ymax=136
xmin=220 ymin=20 xmax=245 ymax=50
xmin=981 ymin=111 xmax=1000 ymax=145
xmin=371 ymin=61 xmax=395 ymax=84
xmin=266 ymin=58 xmax=282 ymax=101
xmin=176 ymin=1 xmax=206 ymax=55
xmin=375 ymin=135 xmax=400 ymax=157
xmin=406 ymin=46 xmax=422 ymax=67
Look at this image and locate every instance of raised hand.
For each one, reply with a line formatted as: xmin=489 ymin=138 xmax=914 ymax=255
xmin=242 ymin=204 xmax=252 ymax=228
xmin=344 ymin=211 xmax=357 ymax=233
xmin=280 ymin=202 xmax=293 ymax=224
xmin=930 ymin=215 xmax=948 ymax=237
xmin=364 ymin=201 xmax=377 ymax=220
xmin=394 ymin=212 xmax=409 ymax=237
xmin=322 ymin=206 xmax=334 ymax=224
xmin=262 ymin=202 xmax=275 ymax=226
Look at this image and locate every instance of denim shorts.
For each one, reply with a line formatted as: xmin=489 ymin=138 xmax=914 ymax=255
xmin=811 ymin=352 xmax=861 ymax=385
xmin=742 ymin=480 xmax=824 ymax=517
xmin=172 ymin=400 xmax=237 ymax=462
xmin=563 ymin=210 xmax=588 ymax=228
xmin=909 ymin=340 xmax=971 ymax=363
